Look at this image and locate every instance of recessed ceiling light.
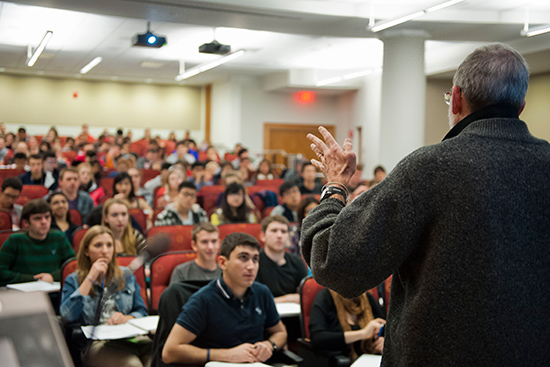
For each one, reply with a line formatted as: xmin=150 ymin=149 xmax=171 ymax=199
xmin=140 ymin=61 xmax=164 ymax=69
xmin=0 ymin=68 xmax=5 ymax=72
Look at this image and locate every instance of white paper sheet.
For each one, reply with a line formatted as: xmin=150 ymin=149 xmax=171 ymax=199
xmin=275 ymin=302 xmax=301 ymax=317
xmin=81 ymin=324 xmax=147 ymax=340
xmin=351 ymin=354 xmax=382 ymax=367
xmin=127 ymin=315 xmax=159 ymax=332
xmin=6 ymin=281 xmax=60 ymax=293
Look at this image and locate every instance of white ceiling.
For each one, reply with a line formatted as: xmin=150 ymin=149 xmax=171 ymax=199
xmin=1 ymin=0 xmax=550 ymax=87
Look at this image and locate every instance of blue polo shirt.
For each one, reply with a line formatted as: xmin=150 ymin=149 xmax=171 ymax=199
xmin=175 ymin=278 xmax=280 ymax=349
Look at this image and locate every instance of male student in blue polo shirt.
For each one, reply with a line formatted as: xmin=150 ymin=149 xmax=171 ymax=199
xmin=162 ymin=232 xmax=287 ymax=365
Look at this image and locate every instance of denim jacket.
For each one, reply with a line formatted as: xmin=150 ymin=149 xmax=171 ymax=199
xmin=60 ymin=267 xmax=147 ymax=325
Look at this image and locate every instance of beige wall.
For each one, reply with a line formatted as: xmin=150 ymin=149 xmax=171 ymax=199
xmin=425 ymin=78 xmax=453 ymax=145
xmin=0 ymin=74 xmax=201 ymax=130
xmin=520 ymin=72 xmax=550 ymax=141
xmin=424 ymin=73 xmax=550 ymax=145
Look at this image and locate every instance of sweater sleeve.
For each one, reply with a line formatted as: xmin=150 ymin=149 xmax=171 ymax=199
xmin=0 ymin=238 xmax=35 ymax=285
xmin=309 ymin=288 xmax=347 ymax=350
xmin=300 ymin=155 xmax=430 ymax=298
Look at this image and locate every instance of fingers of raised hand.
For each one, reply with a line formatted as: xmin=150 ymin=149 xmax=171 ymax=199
xmin=307 ymin=133 xmax=328 ymax=155
xmin=318 ymin=126 xmax=340 ymax=149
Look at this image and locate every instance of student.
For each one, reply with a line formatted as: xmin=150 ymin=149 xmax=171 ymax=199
xmin=0 ymin=199 xmax=74 ymax=286
xmin=155 ymin=181 xmax=208 ymax=227
xmin=169 ymin=222 xmax=222 ymax=285
xmin=101 ymin=198 xmax=147 ymax=256
xmin=309 ymin=288 xmax=386 ymax=361
xmin=270 ymin=182 xmax=301 ymax=222
xmin=58 ymin=167 xmax=94 ymax=223
xmin=18 ymin=153 xmax=58 ymax=190
xmin=255 ymin=215 xmax=308 ymax=304
xmin=162 ymin=233 xmax=287 ymax=365
xmin=0 ymin=177 xmax=23 ymax=229
xmin=297 ymin=162 xmax=322 ymax=195
xmin=47 ymin=191 xmax=79 ymax=244
xmin=210 ymin=182 xmax=258 ymax=225
xmin=113 ymin=172 xmax=153 ymax=230
xmin=60 ymin=225 xmax=150 ymax=366
xmin=156 ymin=168 xmax=186 ymax=208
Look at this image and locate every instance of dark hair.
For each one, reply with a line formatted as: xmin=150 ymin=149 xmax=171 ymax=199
xmin=220 ymin=232 xmax=260 ymax=258
xmin=43 ymin=150 xmax=56 ymax=160
xmin=39 ymin=141 xmax=51 ymax=151
xmin=18 ymin=127 xmax=26 ymax=133
xmin=191 ymin=222 xmax=218 ymax=242
xmin=374 ymin=165 xmax=386 ymax=174
xmin=176 ymin=140 xmax=186 ymax=148
xmin=222 ymin=182 xmax=249 ymax=223
xmin=21 ymin=199 xmax=51 ymax=224
xmin=297 ymin=197 xmax=319 ymax=227
xmin=86 ymin=150 xmax=97 ymax=158
xmin=117 ymin=129 xmax=123 ymax=136
xmin=261 ymin=215 xmax=290 ymax=233
xmin=237 ymin=148 xmax=248 ymax=158
xmin=13 ymin=152 xmax=27 ymax=160
xmin=191 ymin=161 xmax=205 ymax=170
xmin=113 ymin=172 xmax=136 ymax=201
xmin=178 ymin=181 xmax=197 ymax=192
xmin=46 ymin=191 xmax=73 ymax=223
xmin=279 ymin=181 xmax=298 ymax=197
xmin=300 ymin=162 xmax=315 ymax=174
xmin=29 ymin=153 xmax=43 ymax=162
xmin=2 ymin=177 xmax=22 ymax=192
xmin=161 ymin=162 xmax=172 ymax=171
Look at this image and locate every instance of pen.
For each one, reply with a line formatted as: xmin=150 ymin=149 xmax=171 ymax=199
xmin=378 ymin=325 xmax=385 ymax=338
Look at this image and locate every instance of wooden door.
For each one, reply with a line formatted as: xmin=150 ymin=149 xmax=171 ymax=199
xmin=263 ymin=123 xmax=335 ymax=165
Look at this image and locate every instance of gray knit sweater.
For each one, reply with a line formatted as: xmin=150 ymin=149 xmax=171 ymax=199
xmin=301 ymin=116 xmax=550 ymax=366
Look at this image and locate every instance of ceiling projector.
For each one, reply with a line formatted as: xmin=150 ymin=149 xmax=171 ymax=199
xmin=199 ymin=40 xmax=231 ymax=55
xmin=132 ymin=23 xmax=166 ymax=48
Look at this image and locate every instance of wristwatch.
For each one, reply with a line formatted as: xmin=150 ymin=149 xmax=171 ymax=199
xmin=320 ymin=185 xmax=348 ymax=202
xmin=268 ymin=340 xmax=278 ymax=352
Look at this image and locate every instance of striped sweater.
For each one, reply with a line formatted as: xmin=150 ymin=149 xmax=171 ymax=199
xmin=0 ymin=230 xmax=75 ymax=286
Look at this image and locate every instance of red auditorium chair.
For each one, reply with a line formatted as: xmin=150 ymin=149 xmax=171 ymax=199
xmin=140 ymin=169 xmax=160 ymax=186
xmin=0 ymin=169 xmax=25 ymax=179
xmin=218 ymin=223 xmax=262 ymax=243
xmin=21 ymin=185 xmax=49 ymax=199
xmin=297 ymin=276 xmax=351 ymax=367
xmin=0 ymin=210 xmax=12 ymax=231
xmin=69 ymin=209 xmax=82 ymax=227
xmin=72 ymin=228 xmax=88 ymax=253
xmin=152 ymin=207 xmax=165 ymax=224
xmin=147 ymin=225 xmax=194 ymax=252
xmin=129 ymin=208 xmax=147 ymax=232
xmin=0 ymin=229 xmax=22 ymax=250
xmin=61 ymin=258 xmax=78 ymax=291
xmin=62 ymin=151 xmax=77 ymax=162
xmin=149 ymin=251 xmax=197 ymax=312
xmin=116 ymin=255 xmax=148 ymax=310
xmin=15 ymin=195 xmax=31 ymax=206
xmin=100 ymin=177 xmax=114 ymax=198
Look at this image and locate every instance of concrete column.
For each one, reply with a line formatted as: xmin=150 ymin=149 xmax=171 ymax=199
xmin=378 ymin=30 xmax=429 ymax=171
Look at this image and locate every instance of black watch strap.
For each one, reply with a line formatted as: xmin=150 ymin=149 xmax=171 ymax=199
xmin=320 ymin=185 xmax=348 ymax=202
xmin=268 ymin=340 xmax=278 ymax=352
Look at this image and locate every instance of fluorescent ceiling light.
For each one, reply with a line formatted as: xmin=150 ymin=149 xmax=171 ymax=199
xmin=175 ymin=50 xmax=245 ymax=81
xmin=80 ymin=57 xmax=103 ymax=74
xmin=316 ymin=68 xmax=378 ymax=87
xmin=521 ymin=24 xmax=550 ymax=37
xmin=370 ymin=0 xmax=465 ymax=33
xmin=27 ymin=30 xmax=53 ymax=67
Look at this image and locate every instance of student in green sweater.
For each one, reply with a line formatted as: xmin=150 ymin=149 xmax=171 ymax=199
xmin=0 ymin=199 xmax=75 ymax=286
